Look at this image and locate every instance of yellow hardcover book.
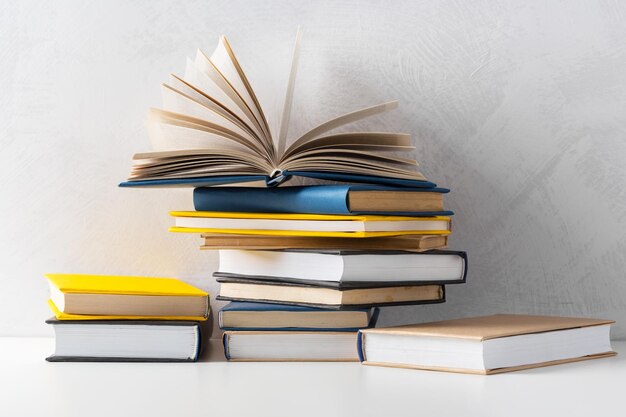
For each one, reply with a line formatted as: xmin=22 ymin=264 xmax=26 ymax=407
xmin=47 ymin=299 xmax=209 ymax=321
xmin=45 ymin=274 xmax=209 ymax=319
xmin=169 ymin=211 xmax=452 ymax=238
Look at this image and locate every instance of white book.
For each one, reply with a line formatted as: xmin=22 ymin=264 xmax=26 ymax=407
xmin=224 ymin=331 xmax=359 ymax=361
xmin=217 ymin=250 xmax=466 ymax=285
xmin=358 ymin=315 xmax=615 ymax=374
xmin=46 ymin=320 xmax=202 ymax=362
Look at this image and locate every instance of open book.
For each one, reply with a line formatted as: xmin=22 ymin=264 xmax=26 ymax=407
xmin=120 ymin=30 xmax=433 ymax=188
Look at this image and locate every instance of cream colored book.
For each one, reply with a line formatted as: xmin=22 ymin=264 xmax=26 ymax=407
xmin=358 ymin=314 xmax=615 ymax=374
xmin=223 ymin=331 xmax=360 ymax=362
xmin=200 ymin=234 xmax=448 ymax=251
xmin=217 ymin=276 xmax=444 ymax=309
xmin=121 ymin=29 xmax=430 ymax=188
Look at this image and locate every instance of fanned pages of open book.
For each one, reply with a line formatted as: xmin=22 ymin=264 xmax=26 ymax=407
xmin=120 ymin=29 xmax=432 ymax=188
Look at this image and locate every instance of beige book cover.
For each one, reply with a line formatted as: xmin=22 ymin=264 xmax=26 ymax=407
xmin=360 ymin=314 xmax=616 ymax=374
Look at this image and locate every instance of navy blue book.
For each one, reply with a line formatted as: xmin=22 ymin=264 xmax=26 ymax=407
xmin=219 ymin=301 xmax=379 ymax=331
xmin=193 ymin=185 xmax=453 ymax=216
xmin=119 ymin=171 xmax=437 ymax=189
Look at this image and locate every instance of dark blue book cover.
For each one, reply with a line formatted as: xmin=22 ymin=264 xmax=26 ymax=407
xmin=193 ymin=184 xmax=452 ymax=216
xmin=119 ymin=171 xmax=437 ymax=189
xmin=219 ymin=301 xmax=379 ymax=331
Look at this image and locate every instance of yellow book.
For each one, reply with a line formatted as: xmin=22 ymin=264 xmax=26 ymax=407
xmin=47 ymin=299 xmax=209 ymax=321
xmin=45 ymin=274 xmax=209 ymax=320
xmin=169 ymin=211 xmax=452 ymax=238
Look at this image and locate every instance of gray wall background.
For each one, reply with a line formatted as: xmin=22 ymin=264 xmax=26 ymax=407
xmin=1 ymin=0 xmax=625 ymax=338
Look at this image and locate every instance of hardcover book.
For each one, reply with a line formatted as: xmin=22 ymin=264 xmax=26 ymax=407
xmin=45 ymin=274 xmax=209 ymax=320
xmin=170 ymin=211 xmax=452 ymax=238
xmin=223 ymin=330 xmax=360 ymax=361
xmin=46 ymin=319 xmax=203 ymax=362
xmin=219 ymin=301 xmax=378 ymax=331
xmin=216 ymin=276 xmax=445 ymax=309
xmin=358 ymin=314 xmax=615 ymax=374
xmin=200 ymin=234 xmax=448 ymax=251
xmin=119 ymin=31 xmax=434 ymax=189
xmin=215 ymin=249 xmax=467 ymax=288
xmin=193 ymin=185 xmax=452 ymax=216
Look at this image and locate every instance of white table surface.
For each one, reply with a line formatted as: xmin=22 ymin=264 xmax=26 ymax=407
xmin=1 ymin=337 xmax=624 ymax=417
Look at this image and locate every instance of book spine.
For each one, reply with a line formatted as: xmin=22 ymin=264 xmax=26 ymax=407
xmin=222 ymin=332 xmax=231 ymax=360
xmin=357 ymin=331 xmax=366 ymax=362
xmin=368 ymin=308 xmax=381 ymax=328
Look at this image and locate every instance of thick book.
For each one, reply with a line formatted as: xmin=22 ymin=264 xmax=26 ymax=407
xmin=193 ymin=185 xmax=452 ymax=216
xmin=200 ymin=234 xmax=448 ymax=251
xmin=216 ymin=276 xmax=445 ymax=309
xmin=223 ymin=331 xmax=360 ymax=361
xmin=216 ymin=249 xmax=467 ymax=288
xmin=119 ymin=31 xmax=434 ymax=189
xmin=46 ymin=319 xmax=203 ymax=362
xmin=358 ymin=314 xmax=615 ymax=374
xmin=45 ymin=274 xmax=209 ymax=320
xmin=219 ymin=301 xmax=379 ymax=331
xmin=170 ymin=211 xmax=452 ymax=238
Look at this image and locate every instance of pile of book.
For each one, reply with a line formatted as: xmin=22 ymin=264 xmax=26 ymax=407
xmin=117 ymin=33 xmax=469 ymax=361
xmin=43 ymin=33 xmax=617 ymax=374
xmin=173 ymin=185 xmax=468 ymax=361
xmin=44 ymin=274 xmax=209 ymax=362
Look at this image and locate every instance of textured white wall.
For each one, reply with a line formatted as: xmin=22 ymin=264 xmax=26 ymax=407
xmin=1 ymin=0 xmax=625 ymax=338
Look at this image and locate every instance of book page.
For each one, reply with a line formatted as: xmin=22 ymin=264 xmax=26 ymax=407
xmin=167 ymin=73 xmax=260 ymax=143
xmin=148 ymin=121 xmax=252 ymax=154
xmin=211 ymin=37 xmax=273 ymax=150
xmin=150 ymin=108 xmax=268 ymax=157
xmin=161 ymin=81 xmax=260 ymax=148
xmin=285 ymin=101 xmax=400 ymax=154
xmin=129 ymin=148 xmax=271 ymax=180
xmin=282 ymin=132 xmax=413 ymax=160
xmin=194 ymin=49 xmax=269 ymax=148
xmin=183 ymin=57 xmax=258 ymax=137
xmin=277 ymin=27 xmax=303 ymax=156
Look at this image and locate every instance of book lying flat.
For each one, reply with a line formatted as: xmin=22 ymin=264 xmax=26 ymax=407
xmin=223 ymin=331 xmax=360 ymax=361
xmin=216 ymin=276 xmax=445 ymax=309
xmin=120 ymin=31 xmax=432 ymax=189
xmin=193 ymin=185 xmax=452 ymax=216
xmin=358 ymin=314 xmax=615 ymax=374
xmin=216 ymin=249 xmax=467 ymax=288
xmin=200 ymin=234 xmax=448 ymax=251
xmin=47 ymin=299 xmax=210 ymax=322
xmin=45 ymin=274 xmax=209 ymax=320
xmin=170 ymin=211 xmax=452 ymax=238
xmin=46 ymin=319 xmax=202 ymax=362
xmin=219 ymin=301 xmax=378 ymax=331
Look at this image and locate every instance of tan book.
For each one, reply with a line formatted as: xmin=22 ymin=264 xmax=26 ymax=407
xmin=201 ymin=234 xmax=447 ymax=251
xmin=216 ymin=276 xmax=444 ymax=309
xmin=359 ymin=314 xmax=615 ymax=374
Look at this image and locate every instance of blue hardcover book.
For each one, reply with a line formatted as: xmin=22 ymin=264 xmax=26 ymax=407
xmin=193 ymin=185 xmax=452 ymax=216
xmin=219 ymin=301 xmax=379 ymax=331
xmin=119 ymin=171 xmax=437 ymax=189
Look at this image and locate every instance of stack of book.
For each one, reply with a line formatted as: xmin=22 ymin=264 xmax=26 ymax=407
xmin=118 ymin=33 xmax=468 ymax=361
xmin=172 ymin=186 xmax=468 ymax=361
xmin=44 ymin=274 xmax=210 ymax=362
